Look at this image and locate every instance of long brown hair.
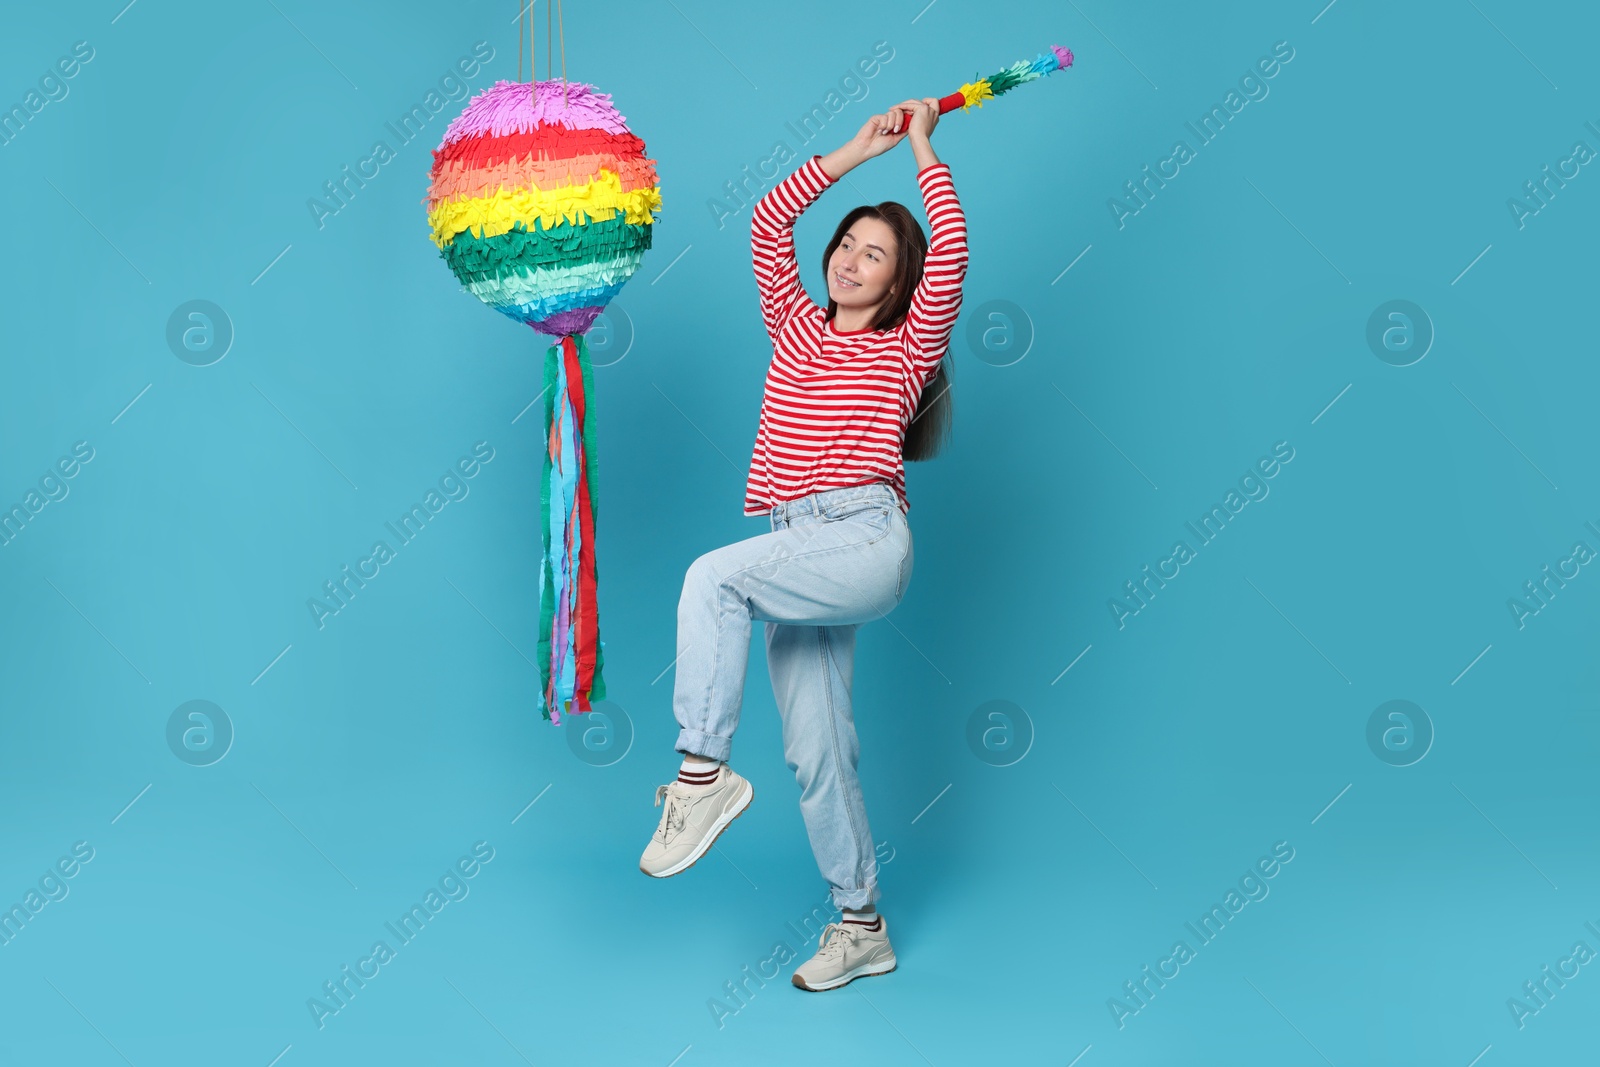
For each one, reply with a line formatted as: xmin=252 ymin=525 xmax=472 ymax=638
xmin=821 ymin=203 xmax=953 ymax=462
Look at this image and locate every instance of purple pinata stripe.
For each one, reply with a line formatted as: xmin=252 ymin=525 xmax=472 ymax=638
xmin=532 ymin=307 xmax=604 ymax=337
xmin=439 ymin=79 xmax=633 ymax=145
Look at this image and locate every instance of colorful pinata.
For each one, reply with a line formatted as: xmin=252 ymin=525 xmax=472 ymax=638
xmin=424 ymin=79 xmax=662 ymax=724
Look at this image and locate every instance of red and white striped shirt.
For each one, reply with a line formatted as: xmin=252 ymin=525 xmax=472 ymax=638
xmin=743 ymin=154 xmax=967 ymax=517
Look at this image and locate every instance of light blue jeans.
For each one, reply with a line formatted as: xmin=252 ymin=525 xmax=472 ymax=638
xmin=673 ymin=480 xmax=913 ymax=909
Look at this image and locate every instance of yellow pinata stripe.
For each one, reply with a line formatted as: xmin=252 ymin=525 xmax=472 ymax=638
xmin=958 ymin=79 xmax=996 ymax=110
xmin=427 ymin=168 xmax=663 ymax=248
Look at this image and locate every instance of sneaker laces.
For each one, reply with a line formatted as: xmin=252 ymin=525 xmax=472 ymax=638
xmin=653 ymin=783 xmax=690 ymax=843
xmin=815 ymin=922 xmax=859 ymax=961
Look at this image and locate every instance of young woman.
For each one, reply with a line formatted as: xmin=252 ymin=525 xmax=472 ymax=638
xmin=639 ymin=97 xmax=966 ymax=991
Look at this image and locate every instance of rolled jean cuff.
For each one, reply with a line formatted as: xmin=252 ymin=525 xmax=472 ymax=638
xmin=675 ymin=728 xmax=732 ymax=763
xmin=831 ymin=882 xmax=879 ymax=911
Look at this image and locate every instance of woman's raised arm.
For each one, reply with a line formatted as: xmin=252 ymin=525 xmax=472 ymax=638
xmin=750 ymin=157 xmax=833 ymax=342
xmin=900 ymin=100 xmax=967 ymax=385
xmin=752 ymin=113 xmax=910 ymax=342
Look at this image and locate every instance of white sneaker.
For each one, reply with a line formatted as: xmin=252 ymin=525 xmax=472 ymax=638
xmin=791 ymin=915 xmax=897 ymax=991
xmin=638 ymin=764 xmax=753 ymax=879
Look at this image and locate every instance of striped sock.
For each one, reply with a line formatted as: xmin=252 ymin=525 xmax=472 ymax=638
xmin=842 ymin=910 xmax=881 ymax=930
xmin=678 ymin=759 xmax=722 ymax=789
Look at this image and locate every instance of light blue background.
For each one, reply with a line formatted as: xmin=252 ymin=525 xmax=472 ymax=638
xmin=2 ymin=0 xmax=1596 ymax=1064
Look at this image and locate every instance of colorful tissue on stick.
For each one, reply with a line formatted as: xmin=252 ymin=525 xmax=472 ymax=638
xmin=892 ymin=44 xmax=1074 ymax=131
xmin=425 ymin=79 xmax=661 ymax=724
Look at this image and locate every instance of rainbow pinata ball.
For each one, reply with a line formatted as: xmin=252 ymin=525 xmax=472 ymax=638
xmin=425 ymin=79 xmax=662 ymax=338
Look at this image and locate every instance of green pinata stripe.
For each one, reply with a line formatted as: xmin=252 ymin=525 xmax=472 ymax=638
xmin=465 ymin=253 xmax=643 ymax=308
xmin=439 ymin=213 xmax=654 ymax=286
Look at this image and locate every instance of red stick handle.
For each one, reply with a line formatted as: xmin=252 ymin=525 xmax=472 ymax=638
xmin=883 ymin=90 xmax=967 ymax=135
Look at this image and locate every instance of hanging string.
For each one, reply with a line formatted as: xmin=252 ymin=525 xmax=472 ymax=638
xmin=558 ymin=0 xmax=568 ymax=106
xmin=517 ymin=1 xmax=568 ymax=99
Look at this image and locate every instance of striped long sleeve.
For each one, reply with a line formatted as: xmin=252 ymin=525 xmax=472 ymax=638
xmin=750 ymin=154 xmax=834 ymax=344
xmin=903 ymin=162 xmax=967 ymax=392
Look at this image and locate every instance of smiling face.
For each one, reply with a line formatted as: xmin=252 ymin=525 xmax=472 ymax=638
xmin=827 ymin=215 xmax=899 ymax=313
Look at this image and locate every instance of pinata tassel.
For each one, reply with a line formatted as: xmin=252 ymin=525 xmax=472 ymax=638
xmin=536 ymin=338 xmax=560 ymax=722
xmin=536 ymin=332 xmax=607 ymax=724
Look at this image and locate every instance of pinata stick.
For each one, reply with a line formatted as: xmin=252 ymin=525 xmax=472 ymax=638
xmin=885 ymin=44 xmax=1074 ymax=133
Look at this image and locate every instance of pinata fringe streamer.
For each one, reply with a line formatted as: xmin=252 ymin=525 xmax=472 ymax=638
xmin=537 ymin=332 xmax=606 ymax=724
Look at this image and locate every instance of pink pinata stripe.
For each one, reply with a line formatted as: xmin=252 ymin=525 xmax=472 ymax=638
xmin=440 ymin=79 xmax=633 ymax=145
